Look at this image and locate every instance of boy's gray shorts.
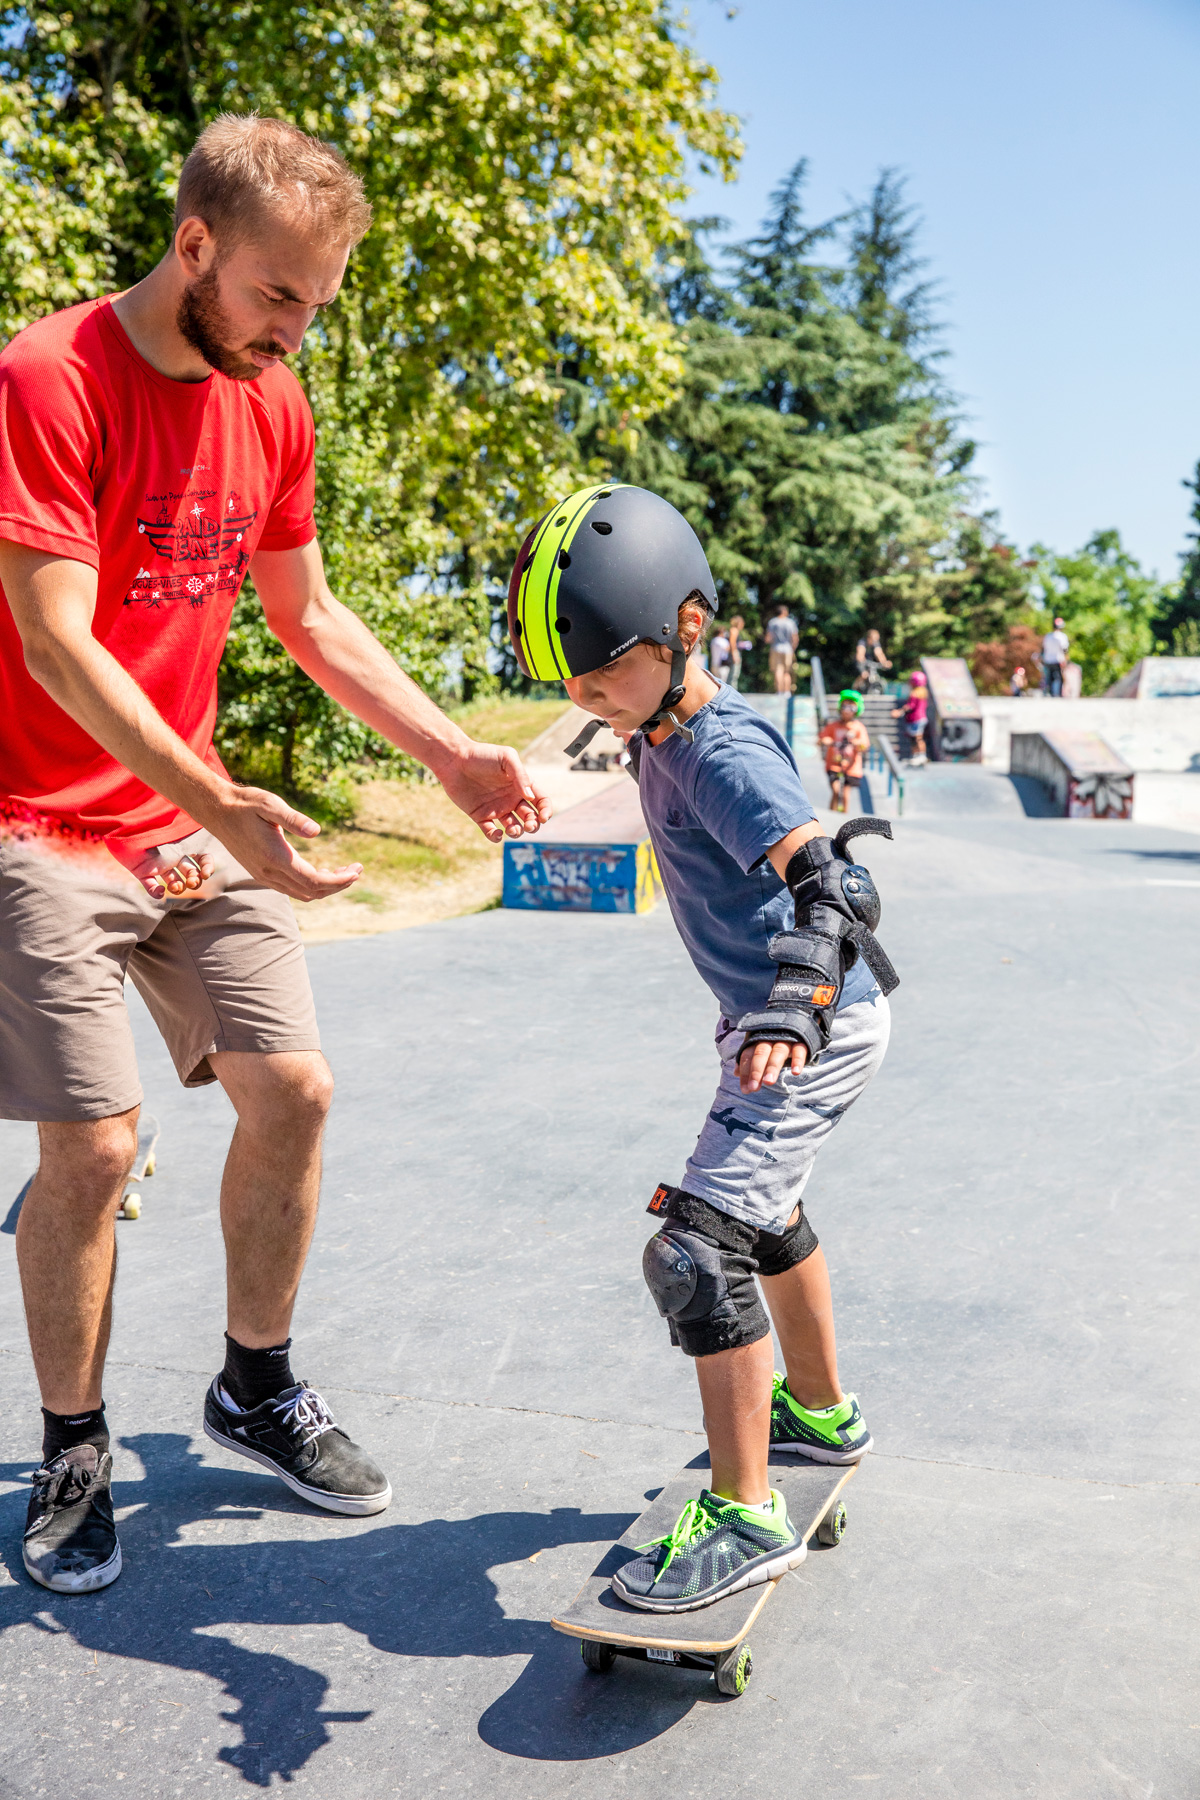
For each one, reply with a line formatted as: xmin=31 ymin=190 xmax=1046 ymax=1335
xmin=680 ymin=985 xmax=891 ymax=1235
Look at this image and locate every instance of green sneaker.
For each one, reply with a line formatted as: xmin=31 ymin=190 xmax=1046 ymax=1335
xmin=769 ymin=1374 xmax=872 ymax=1463
xmin=611 ymin=1487 xmax=806 ymax=1614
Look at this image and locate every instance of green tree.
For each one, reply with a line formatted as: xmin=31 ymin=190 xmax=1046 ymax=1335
xmin=586 ymin=164 xmax=1002 ymax=684
xmin=1153 ymin=460 xmax=1200 ymax=652
xmin=1030 ymin=529 xmax=1163 ymax=694
xmin=2 ymin=1 xmax=738 ymax=792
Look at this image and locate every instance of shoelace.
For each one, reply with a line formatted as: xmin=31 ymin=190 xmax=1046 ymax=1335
xmin=271 ymin=1387 xmax=338 ymax=1447
xmin=31 ymin=1458 xmax=97 ymax=1508
xmin=636 ymin=1495 xmax=720 ymax=1573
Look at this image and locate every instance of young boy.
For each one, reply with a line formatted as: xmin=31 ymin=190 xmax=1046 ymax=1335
xmin=892 ymin=669 xmax=928 ymax=766
xmin=819 ymin=689 xmax=871 ymax=812
xmin=508 ymin=484 xmax=896 ymax=1613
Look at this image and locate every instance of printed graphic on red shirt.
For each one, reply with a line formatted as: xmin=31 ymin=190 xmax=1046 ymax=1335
xmin=126 ymin=487 xmax=257 ymax=612
xmin=0 ymin=297 xmax=316 ymax=851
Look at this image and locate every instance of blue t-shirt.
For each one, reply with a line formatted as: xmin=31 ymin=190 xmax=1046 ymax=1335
xmin=635 ymin=685 xmax=875 ymax=1022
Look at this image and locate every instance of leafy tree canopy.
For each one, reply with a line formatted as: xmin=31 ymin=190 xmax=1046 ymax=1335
xmin=1030 ymin=529 xmax=1167 ymax=695
xmin=582 ymin=164 xmax=1030 ymax=686
xmin=2 ymin=0 xmax=738 ymax=792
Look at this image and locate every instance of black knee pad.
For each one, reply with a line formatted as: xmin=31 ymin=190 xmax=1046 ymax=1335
xmin=754 ymin=1208 xmax=819 ymax=1278
xmin=642 ymin=1194 xmax=771 ymax=1359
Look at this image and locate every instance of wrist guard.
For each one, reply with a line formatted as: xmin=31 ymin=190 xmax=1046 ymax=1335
xmin=737 ymin=818 xmax=899 ymax=1066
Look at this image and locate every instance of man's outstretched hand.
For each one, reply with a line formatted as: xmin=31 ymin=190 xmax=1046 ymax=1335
xmin=437 ymin=742 xmax=552 ymax=843
xmin=120 ymin=791 xmax=364 ymax=903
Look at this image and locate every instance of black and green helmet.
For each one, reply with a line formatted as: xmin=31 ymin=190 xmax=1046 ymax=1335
xmin=507 ymin=483 xmax=718 ymax=684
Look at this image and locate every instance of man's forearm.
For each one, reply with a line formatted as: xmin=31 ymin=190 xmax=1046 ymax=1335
xmin=268 ymin=587 xmax=473 ymax=776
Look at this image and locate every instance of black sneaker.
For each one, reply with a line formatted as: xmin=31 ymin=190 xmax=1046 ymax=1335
xmin=23 ymin=1445 xmax=122 ymax=1593
xmin=203 ymin=1379 xmax=392 ymax=1516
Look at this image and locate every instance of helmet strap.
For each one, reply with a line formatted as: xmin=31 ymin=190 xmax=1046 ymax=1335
xmin=639 ymin=645 xmax=692 ymax=742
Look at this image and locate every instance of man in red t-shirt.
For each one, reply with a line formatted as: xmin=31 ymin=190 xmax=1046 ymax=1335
xmin=0 ymin=116 xmax=551 ymax=1593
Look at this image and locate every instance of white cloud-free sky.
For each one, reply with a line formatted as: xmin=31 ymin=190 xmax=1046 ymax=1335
xmin=680 ymin=0 xmax=1200 ymax=578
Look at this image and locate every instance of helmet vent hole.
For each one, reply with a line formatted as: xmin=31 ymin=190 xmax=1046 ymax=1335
xmin=557 ymin=550 xmax=571 ymax=569
xmin=513 ymin=619 xmax=523 ymax=637
xmin=598 ymin=489 xmax=612 ymax=498
xmin=555 ymin=617 xmax=571 ymax=634
xmin=556 ymin=517 xmax=567 ymax=527
xmin=590 ymin=520 xmax=612 ymax=535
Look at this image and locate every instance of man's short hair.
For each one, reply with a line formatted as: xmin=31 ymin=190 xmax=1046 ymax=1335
xmin=174 ymin=114 xmax=372 ymax=251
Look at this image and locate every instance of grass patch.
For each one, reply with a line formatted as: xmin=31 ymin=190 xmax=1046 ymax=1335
xmin=291 ymin=695 xmax=572 ymax=934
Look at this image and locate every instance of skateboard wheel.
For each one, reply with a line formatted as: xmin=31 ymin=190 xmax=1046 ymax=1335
xmin=144 ymin=1153 xmax=155 ymax=1178
xmin=580 ymin=1639 xmax=616 ymax=1673
xmin=121 ymin=1194 xmax=141 ymax=1220
xmin=715 ymin=1642 xmax=752 ymax=1696
xmin=817 ymin=1500 xmax=847 ymax=1547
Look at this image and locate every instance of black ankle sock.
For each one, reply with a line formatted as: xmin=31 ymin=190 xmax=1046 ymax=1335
xmin=41 ymin=1404 xmax=109 ymax=1465
xmin=221 ymin=1335 xmax=296 ymax=1411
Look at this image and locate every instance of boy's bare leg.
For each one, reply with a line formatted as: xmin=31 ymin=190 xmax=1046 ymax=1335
xmin=17 ymin=1110 xmax=138 ymax=1413
xmin=207 ymin=1049 xmax=333 ymax=1347
xmin=760 ymin=1243 xmax=843 ymax=1411
xmin=694 ymin=1334 xmax=775 ymax=1506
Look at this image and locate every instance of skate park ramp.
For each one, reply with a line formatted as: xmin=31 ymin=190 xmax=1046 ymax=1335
xmin=797 ymin=753 xmax=1058 ymax=820
xmin=0 ymin=809 xmax=1197 ymax=1797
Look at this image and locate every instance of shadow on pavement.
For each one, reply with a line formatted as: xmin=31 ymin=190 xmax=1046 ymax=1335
xmin=477 ymin=1636 xmax=716 ymax=1762
xmin=0 ymin=1433 xmax=656 ymax=1785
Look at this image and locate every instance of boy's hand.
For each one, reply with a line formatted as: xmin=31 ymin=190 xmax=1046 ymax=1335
xmin=737 ymin=1039 xmax=808 ymax=1094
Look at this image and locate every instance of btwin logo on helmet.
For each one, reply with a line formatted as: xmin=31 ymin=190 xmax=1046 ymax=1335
xmin=608 ymin=633 xmax=639 ymax=657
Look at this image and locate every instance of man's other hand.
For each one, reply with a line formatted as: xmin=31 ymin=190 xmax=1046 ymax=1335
xmin=438 ymin=742 xmax=552 ymax=844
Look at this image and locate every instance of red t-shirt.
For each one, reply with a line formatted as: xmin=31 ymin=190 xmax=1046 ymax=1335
xmin=0 ymin=296 xmax=316 ymax=850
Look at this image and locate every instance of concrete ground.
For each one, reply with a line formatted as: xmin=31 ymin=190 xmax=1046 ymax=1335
xmin=2 ymin=811 xmax=1199 ymax=1797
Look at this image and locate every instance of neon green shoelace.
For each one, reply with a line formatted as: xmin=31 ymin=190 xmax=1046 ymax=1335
xmin=636 ymin=1496 xmax=720 ymax=1573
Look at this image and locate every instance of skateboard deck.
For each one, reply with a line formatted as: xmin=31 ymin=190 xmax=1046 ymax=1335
xmin=551 ymin=1451 xmax=856 ymax=1695
xmin=119 ymin=1114 xmax=160 ymax=1220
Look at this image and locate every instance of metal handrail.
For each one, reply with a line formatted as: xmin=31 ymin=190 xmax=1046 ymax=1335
xmin=867 ymin=733 xmax=905 ymax=817
xmin=810 ymin=654 xmax=828 ymax=721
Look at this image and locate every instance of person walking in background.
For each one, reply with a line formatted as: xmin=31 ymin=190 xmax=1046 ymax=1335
xmin=728 ymin=614 xmax=746 ymax=689
xmin=893 ymin=669 xmax=928 ymax=765
xmin=1062 ymin=659 xmax=1083 ymax=700
xmin=854 ymin=628 xmax=892 ymax=694
xmin=1010 ymin=664 xmax=1028 ymax=697
xmin=1041 ymin=617 xmax=1070 ymax=696
xmin=766 ymin=605 xmax=799 ymax=694
xmin=710 ymin=624 xmax=732 ymax=684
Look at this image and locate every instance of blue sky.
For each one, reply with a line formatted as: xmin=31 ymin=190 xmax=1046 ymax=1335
xmin=681 ymin=0 xmax=1200 ymax=579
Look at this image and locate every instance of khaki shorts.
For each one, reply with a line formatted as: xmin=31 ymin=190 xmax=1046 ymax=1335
xmin=769 ymin=647 xmax=795 ymax=674
xmin=0 ymin=830 xmax=320 ymax=1122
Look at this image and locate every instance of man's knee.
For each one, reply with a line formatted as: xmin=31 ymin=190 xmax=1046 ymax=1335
xmin=220 ymin=1051 xmax=334 ymax=1134
xmin=36 ymin=1111 xmax=140 ymax=1196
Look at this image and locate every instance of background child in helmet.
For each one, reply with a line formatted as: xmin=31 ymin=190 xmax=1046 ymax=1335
xmin=818 ymin=690 xmax=870 ymax=812
xmin=893 ymin=670 xmax=928 ymax=766
xmin=507 ymin=485 xmax=891 ymax=1616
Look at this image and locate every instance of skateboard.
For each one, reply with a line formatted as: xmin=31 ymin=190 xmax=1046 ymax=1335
xmin=119 ymin=1113 xmax=159 ymax=1220
xmin=551 ymin=1451 xmax=855 ymax=1697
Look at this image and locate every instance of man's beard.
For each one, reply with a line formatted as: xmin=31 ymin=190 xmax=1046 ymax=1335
xmin=176 ymin=266 xmax=286 ymax=381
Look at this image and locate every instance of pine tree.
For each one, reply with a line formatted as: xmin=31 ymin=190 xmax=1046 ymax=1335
xmin=589 ymin=163 xmax=989 ymax=682
xmin=1153 ymin=461 xmax=1200 ymax=651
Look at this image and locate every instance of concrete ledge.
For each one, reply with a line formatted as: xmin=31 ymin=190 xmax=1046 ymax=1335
xmin=1010 ymin=728 xmax=1135 ymax=818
